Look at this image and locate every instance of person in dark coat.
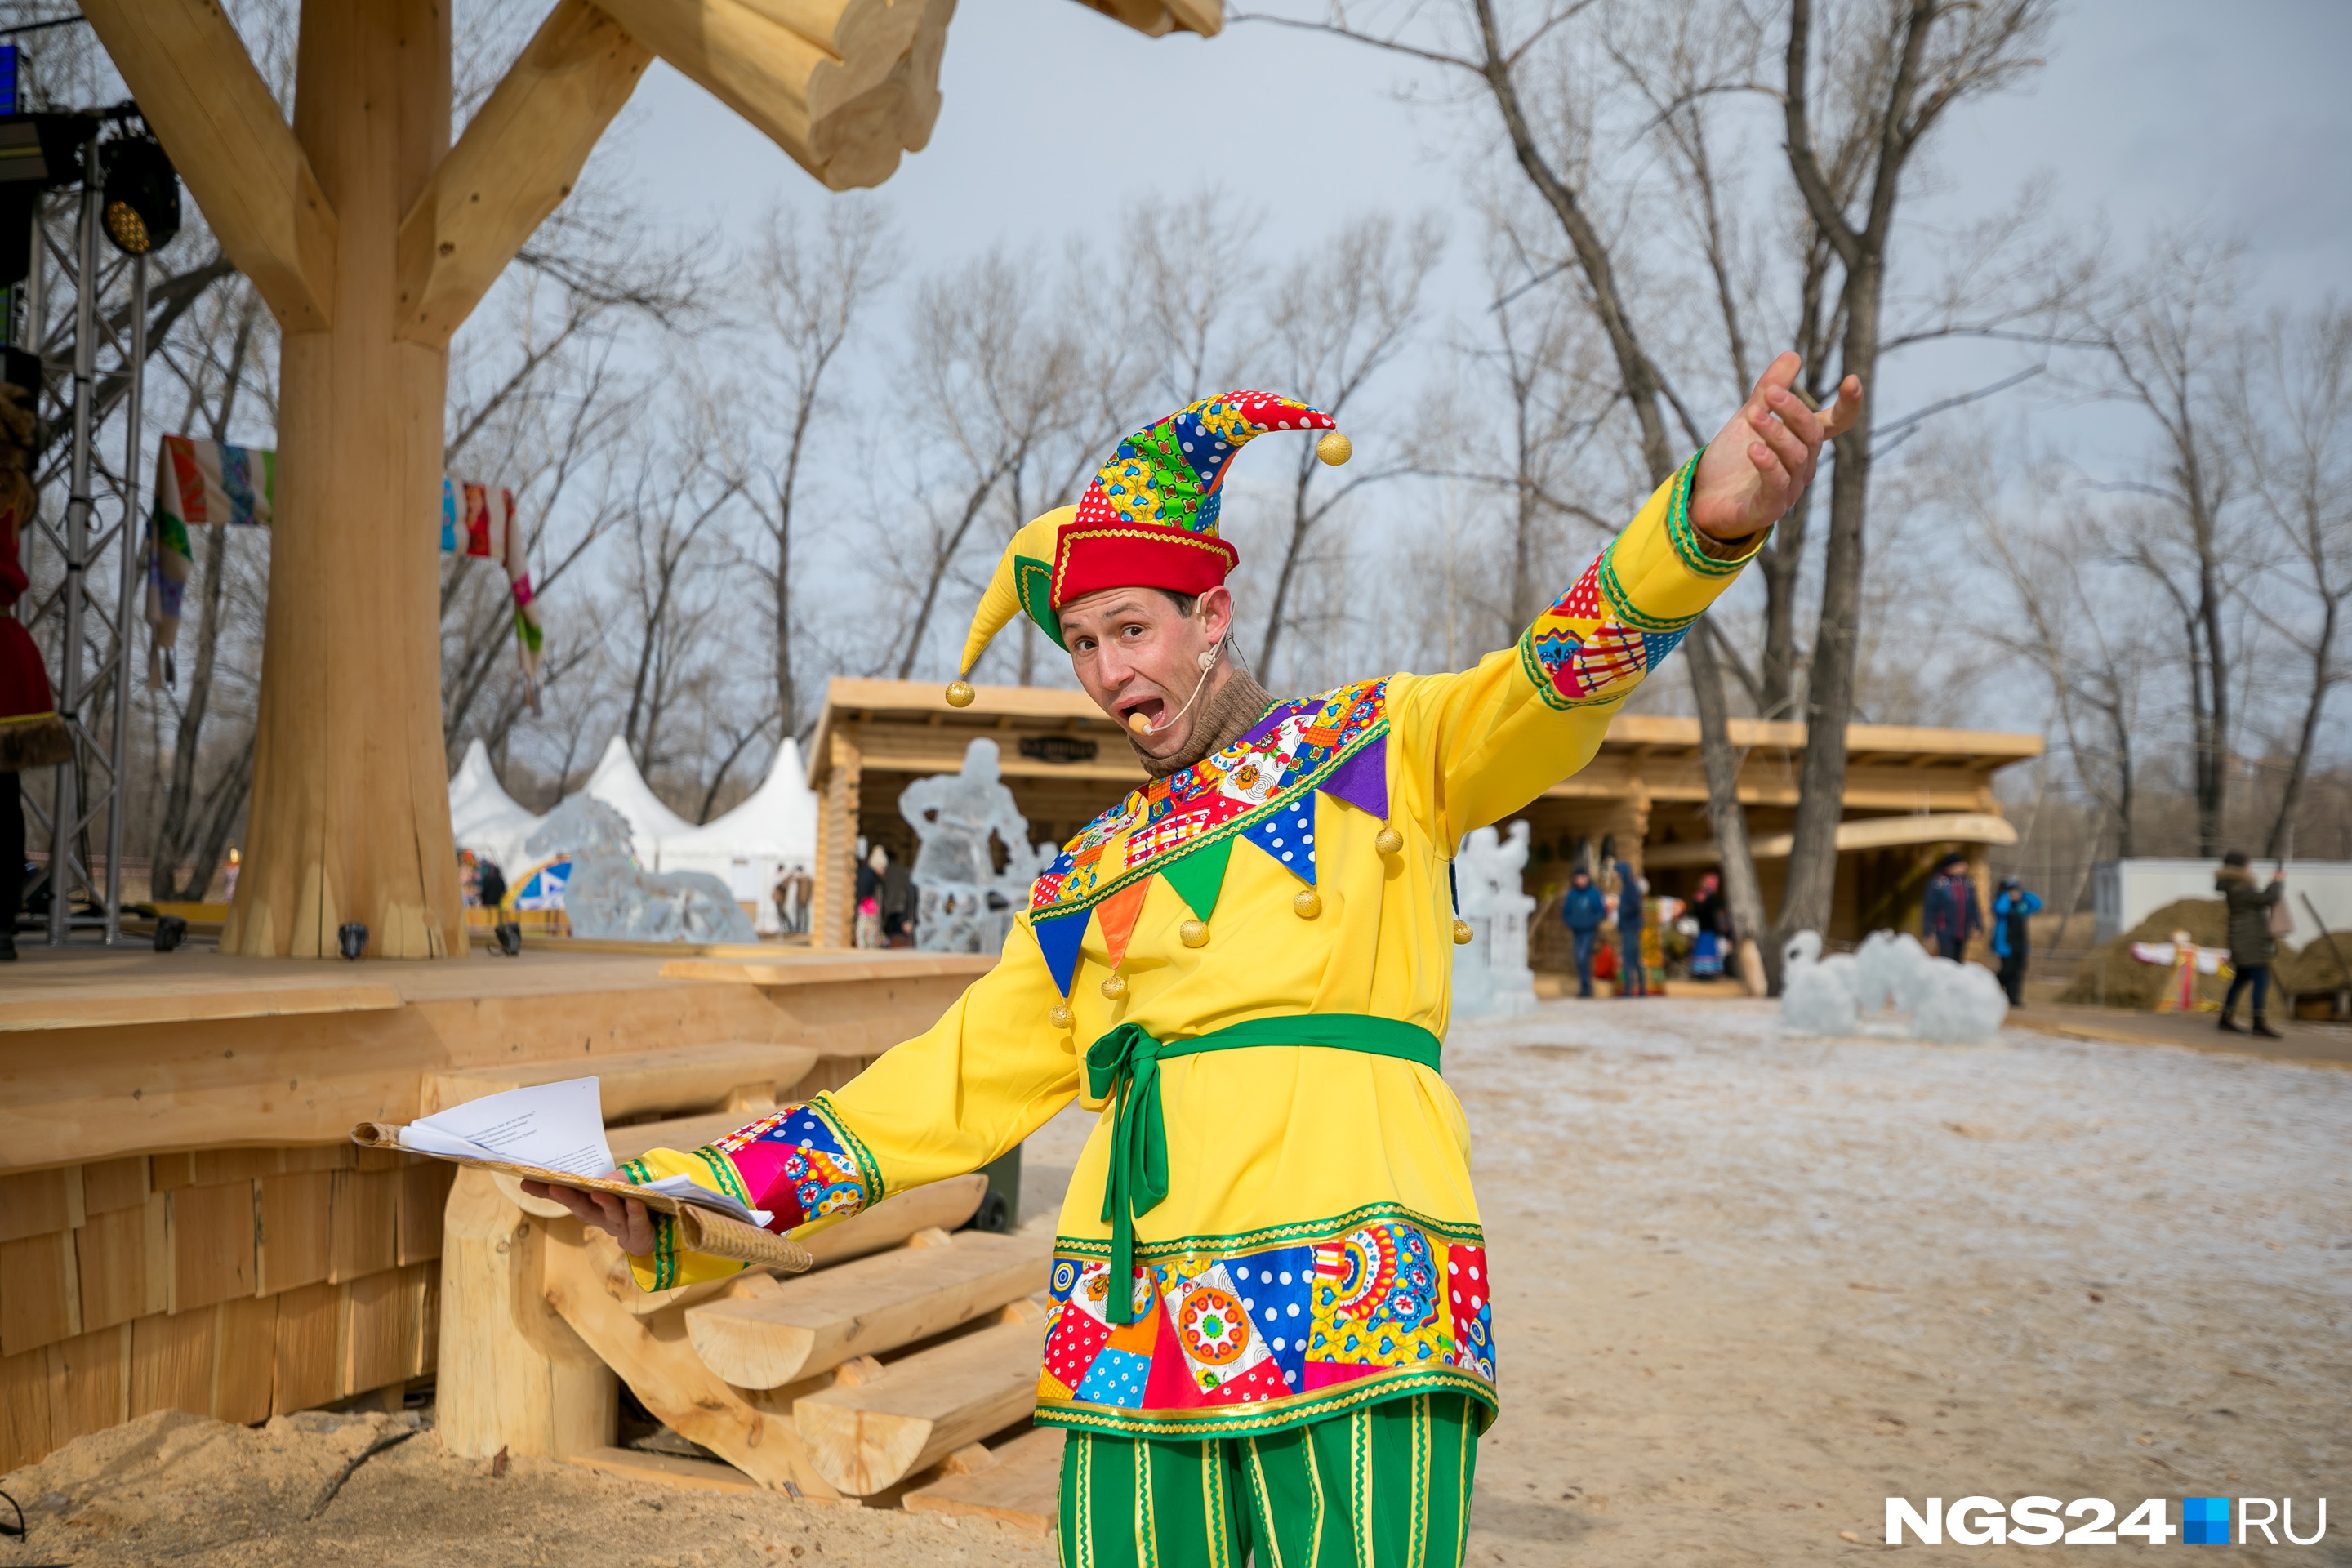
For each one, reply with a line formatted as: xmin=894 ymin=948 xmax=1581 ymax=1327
xmin=1922 ymin=852 xmax=1983 ymax=962
xmin=1689 ymin=871 xmax=1729 ymax=978
xmin=1561 ymin=867 xmax=1606 ymax=998
xmin=1613 ymin=858 xmax=1649 ymax=997
xmin=0 ymin=383 xmax=69 ymax=961
xmin=2216 ymin=850 xmax=2286 ymax=1039
xmin=1989 ymin=875 xmax=2042 ymax=1006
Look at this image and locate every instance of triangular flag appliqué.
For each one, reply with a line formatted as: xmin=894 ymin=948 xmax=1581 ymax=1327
xmin=1238 ymin=793 xmax=1316 ymax=884
xmin=1158 ymin=834 xmax=1234 ymax=923
xmin=1316 ymin=738 xmax=1388 ymax=822
xmin=1094 ymin=879 xmax=1152 ymax=972
xmin=1033 ymin=907 xmax=1089 ymax=997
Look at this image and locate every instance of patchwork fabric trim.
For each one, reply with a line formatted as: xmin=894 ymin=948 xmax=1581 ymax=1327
xmin=1036 ymin=1209 xmax=1498 ymax=1441
xmin=699 ymin=1096 xmax=883 ymax=1234
xmin=1027 ymin=679 xmax=1389 ymax=927
xmin=1519 ymin=456 xmax=1726 ymax=713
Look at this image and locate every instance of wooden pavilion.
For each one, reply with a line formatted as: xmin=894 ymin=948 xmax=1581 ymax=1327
xmin=805 ymin=678 xmax=2044 ymax=951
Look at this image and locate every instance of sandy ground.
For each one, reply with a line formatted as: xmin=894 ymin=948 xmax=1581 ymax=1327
xmin=5 ymin=1000 xmax=2345 ymax=1566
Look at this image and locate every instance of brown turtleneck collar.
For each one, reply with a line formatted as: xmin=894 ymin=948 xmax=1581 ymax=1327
xmin=1125 ymin=664 xmax=1278 ymax=778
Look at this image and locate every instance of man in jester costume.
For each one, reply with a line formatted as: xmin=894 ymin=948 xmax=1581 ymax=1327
xmin=532 ymin=353 xmax=1860 ymax=1564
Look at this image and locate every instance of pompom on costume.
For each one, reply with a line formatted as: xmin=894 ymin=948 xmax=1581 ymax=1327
xmin=621 ymin=391 xmax=1770 ymax=1566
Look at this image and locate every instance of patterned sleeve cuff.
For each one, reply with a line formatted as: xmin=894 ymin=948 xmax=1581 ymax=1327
xmin=700 ymin=1096 xmax=884 ymax=1234
xmin=1515 ymin=453 xmax=1765 ymax=713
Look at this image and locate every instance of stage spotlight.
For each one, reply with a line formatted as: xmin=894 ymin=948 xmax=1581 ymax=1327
xmin=100 ymin=132 xmax=177 ymax=256
xmin=337 ymin=922 xmax=368 ymax=960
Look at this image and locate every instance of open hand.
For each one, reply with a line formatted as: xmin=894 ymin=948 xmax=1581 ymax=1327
xmin=521 ymin=1175 xmax=657 ymax=1256
xmin=1690 ymin=352 xmax=1863 ymax=541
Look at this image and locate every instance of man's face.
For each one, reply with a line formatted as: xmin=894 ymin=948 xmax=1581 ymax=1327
xmin=1059 ymin=584 xmax=1233 ymax=763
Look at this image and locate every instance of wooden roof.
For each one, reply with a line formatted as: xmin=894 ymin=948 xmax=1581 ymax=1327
xmin=804 ymin=679 xmax=2042 ymax=791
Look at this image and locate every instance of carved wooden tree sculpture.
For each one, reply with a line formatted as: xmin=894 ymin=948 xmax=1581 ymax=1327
xmin=82 ymin=0 xmax=1218 ymax=958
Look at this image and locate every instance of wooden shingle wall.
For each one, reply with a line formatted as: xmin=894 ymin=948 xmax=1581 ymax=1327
xmin=0 ymin=1144 xmax=452 ymax=1472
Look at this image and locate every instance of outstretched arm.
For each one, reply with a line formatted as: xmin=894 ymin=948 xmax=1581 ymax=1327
xmin=1393 ymin=354 xmax=1860 ymax=844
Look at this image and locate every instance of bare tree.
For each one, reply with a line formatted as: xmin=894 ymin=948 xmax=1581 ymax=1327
xmin=1254 ymin=212 xmax=1443 ymax=679
xmin=1773 ymin=0 xmax=2053 ymax=942
xmin=1126 ymin=195 xmax=1267 ymax=408
xmin=146 ymin=277 xmax=272 ymax=901
xmin=740 ymin=200 xmax=894 ymax=735
xmin=612 ymin=408 xmax=749 ymax=780
xmin=2078 ymin=233 xmax=2247 ymax=856
xmin=884 ymin=254 xmax=1089 ymax=681
xmin=2236 ymin=303 xmax=2352 ymax=858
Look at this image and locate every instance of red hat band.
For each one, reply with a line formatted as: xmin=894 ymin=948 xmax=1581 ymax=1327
xmin=1050 ymin=523 xmax=1239 ymax=608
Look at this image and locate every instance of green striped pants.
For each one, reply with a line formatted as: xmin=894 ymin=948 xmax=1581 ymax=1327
xmin=1057 ymin=1395 xmax=1481 ymax=1568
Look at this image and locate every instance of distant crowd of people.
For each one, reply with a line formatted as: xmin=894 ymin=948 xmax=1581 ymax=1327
xmin=1549 ymin=846 xmax=2302 ymax=1029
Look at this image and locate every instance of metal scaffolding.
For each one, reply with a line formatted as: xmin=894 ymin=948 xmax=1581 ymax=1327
xmin=12 ymin=131 xmax=148 ymax=947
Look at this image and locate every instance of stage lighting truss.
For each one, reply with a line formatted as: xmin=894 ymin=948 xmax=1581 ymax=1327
xmin=9 ymin=125 xmax=158 ymax=947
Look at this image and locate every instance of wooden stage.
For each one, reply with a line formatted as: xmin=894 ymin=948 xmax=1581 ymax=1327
xmin=0 ymin=943 xmax=992 ymax=1473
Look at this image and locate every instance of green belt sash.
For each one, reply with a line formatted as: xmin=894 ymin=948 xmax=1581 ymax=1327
xmin=1082 ymin=1014 xmax=1444 ymax=1324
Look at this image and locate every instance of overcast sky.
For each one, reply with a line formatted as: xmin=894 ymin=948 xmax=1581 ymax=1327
xmin=600 ymin=0 xmax=2350 ymax=341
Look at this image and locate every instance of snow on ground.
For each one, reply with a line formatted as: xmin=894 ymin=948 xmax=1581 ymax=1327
xmin=1451 ymin=998 xmax=2351 ymax=1564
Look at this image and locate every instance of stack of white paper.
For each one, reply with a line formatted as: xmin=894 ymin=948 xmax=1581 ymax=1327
xmin=397 ymin=1077 xmax=772 ymax=1228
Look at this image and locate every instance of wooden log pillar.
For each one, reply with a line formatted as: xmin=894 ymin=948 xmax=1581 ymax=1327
xmin=812 ymin=730 xmax=862 ymax=949
xmin=437 ymin=1169 xmax=617 ymax=1459
xmin=227 ymin=0 xmax=461 ymax=960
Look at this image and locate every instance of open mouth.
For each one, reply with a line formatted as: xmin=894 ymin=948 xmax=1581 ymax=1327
xmin=1116 ymin=693 xmax=1168 ymax=733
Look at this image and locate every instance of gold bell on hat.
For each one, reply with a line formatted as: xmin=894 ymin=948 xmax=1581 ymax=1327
xmin=1100 ymin=971 xmax=1129 ymax=1000
xmin=1316 ymin=431 xmax=1352 ymax=466
xmin=1374 ymin=824 xmax=1404 ymax=856
xmin=1179 ymin=919 xmax=1209 ymax=948
xmin=1049 ymin=1000 xmax=1074 ymax=1030
xmin=945 ymin=679 xmax=975 ymax=709
xmin=1294 ymin=888 xmax=1322 ymax=920
xmin=1452 ymin=919 xmax=1473 ymax=945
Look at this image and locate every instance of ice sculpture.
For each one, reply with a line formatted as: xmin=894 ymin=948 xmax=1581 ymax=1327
xmin=1781 ymin=927 xmax=2007 ymax=1043
xmin=1452 ymin=822 xmax=1539 ymax=1019
xmin=900 ymin=737 xmax=1054 ymax=956
xmin=526 ymin=793 xmax=758 ymax=944
xmin=525 ymin=795 xmax=635 ymax=863
xmin=1780 ymin=930 xmax=1860 ymax=1036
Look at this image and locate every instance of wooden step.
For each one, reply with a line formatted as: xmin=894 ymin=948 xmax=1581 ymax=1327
xmin=792 ymin=1311 xmax=1045 ymax=1495
xmin=593 ymin=1174 xmax=990 ymax=1318
xmin=903 ymin=1426 xmax=1063 ymax=1535
xmin=686 ymin=1231 xmax=1050 ymax=1388
xmin=422 ymin=1041 xmax=822 ymax=1122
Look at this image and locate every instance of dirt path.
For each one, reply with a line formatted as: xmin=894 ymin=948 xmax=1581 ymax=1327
xmin=5 ymin=1000 xmax=2344 ymax=1565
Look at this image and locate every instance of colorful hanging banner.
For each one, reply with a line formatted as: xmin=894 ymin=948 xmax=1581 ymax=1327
xmin=440 ymin=477 xmax=544 ymax=703
xmin=142 ymin=435 xmax=272 ymax=687
xmin=137 ymin=434 xmax=548 ymax=697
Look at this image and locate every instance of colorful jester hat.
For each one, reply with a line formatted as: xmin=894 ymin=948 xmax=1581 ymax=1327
xmin=942 ymin=390 xmax=1350 ymax=705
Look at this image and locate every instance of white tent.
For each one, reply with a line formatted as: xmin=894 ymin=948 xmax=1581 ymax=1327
xmin=653 ymin=739 xmax=818 ymax=933
xmin=446 ymin=734 xmax=819 ymax=933
xmin=583 ymin=734 xmax=694 ymax=853
xmin=448 ymin=737 xmax=545 ymax=879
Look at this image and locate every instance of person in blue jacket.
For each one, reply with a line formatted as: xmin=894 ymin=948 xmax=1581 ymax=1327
xmin=1561 ymin=866 xmax=1607 ymax=998
xmin=1989 ymin=875 xmax=2042 ymax=1006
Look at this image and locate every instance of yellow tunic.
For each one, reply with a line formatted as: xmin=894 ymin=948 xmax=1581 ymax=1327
xmin=626 ymin=456 xmax=1757 ymax=1439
